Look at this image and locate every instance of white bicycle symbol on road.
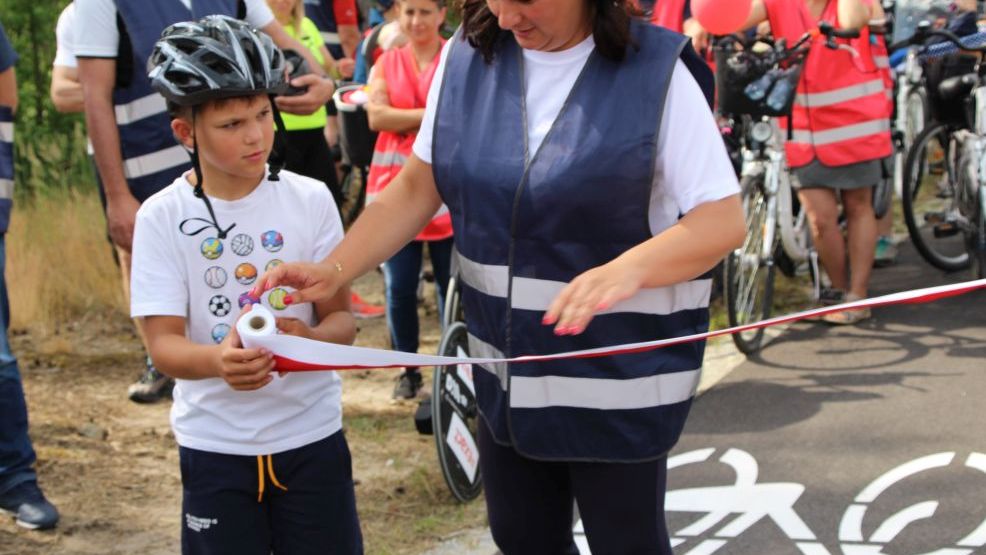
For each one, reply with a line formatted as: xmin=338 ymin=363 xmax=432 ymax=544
xmin=574 ymin=448 xmax=986 ymax=555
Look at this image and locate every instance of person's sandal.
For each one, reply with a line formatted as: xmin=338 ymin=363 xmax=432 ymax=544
xmin=822 ymin=293 xmax=871 ymax=325
xmin=805 ymin=288 xmax=845 ymax=322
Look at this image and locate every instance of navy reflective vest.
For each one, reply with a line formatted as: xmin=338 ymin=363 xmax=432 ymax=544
xmin=432 ymin=21 xmax=715 ymax=462
xmin=304 ymin=0 xmax=346 ymax=60
xmin=113 ymin=0 xmax=238 ymax=200
xmin=0 ymin=106 xmax=12 ymax=234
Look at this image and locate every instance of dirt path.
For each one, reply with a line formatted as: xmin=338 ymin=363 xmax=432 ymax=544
xmin=0 ymin=273 xmax=481 ymax=555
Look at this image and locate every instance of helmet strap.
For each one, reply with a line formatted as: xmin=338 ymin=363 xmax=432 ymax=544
xmin=179 ymin=109 xmax=237 ymax=240
xmin=268 ymin=94 xmax=288 ymax=182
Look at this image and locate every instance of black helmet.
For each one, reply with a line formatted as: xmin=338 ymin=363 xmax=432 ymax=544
xmin=148 ymin=15 xmax=288 ymax=106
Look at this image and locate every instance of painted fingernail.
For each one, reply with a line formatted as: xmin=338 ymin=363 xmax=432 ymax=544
xmin=542 ymin=315 xmax=554 ymax=325
xmin=284 ymin=295 xmax=294 ymax=305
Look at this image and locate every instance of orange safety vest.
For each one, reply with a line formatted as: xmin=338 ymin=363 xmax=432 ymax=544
xmin=651 ymin=0 xmax=687 ymax=33
xmin=764 ymin=0 xmax=893 ymax=168
xmin=366 ymin=42 xmax=453 ymax=242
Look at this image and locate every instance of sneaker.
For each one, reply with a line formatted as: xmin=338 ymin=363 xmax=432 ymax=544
xmin=0 ymin=481 xmax=59 ymax=530
xmin=127 ymin=358 xmax=174 ymax=404
xmin=392 ymin=369 xmax=423 ymax=400
xmin=873 ymin=236 xmax=898 ymax=268
xmin=351 ymin=292 xmax=385 ymax=319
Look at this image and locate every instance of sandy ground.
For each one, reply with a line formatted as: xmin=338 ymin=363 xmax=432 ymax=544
xmin=0 ymin=271 xmax=470 ymax=555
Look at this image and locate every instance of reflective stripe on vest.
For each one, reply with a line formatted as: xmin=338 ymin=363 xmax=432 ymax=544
xmin=431 ymin=22 xmax=714 ymax=462
xmin=113 ymin=0 xmax=239 ymax=195
xmin=765 ymin=0 xmax=893 ymax=168
xmin=0 ymin=107 xmax=13 ymax=232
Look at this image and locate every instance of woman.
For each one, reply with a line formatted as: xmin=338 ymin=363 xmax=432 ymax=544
xmin=365 ymin=0 xmax=451 ymax=399
xmin=256 ymin=0 xmax=744 ymax=551
xmin=267 ymin=0 xmax=343 ymax=205
xmin=741 ymin=0 xmax=892 ymax=323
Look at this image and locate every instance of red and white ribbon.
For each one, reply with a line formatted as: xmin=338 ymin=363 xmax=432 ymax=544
xmin=237 ymin=279 xmax=986 ymax=372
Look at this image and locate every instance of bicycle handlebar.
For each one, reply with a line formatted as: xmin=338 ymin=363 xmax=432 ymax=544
xmin=888 ymin=21 xmax=986 ymax=54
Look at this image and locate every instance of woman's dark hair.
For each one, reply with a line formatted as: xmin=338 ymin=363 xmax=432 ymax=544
xmin=458 ymin=0 xmax=641 ymax=63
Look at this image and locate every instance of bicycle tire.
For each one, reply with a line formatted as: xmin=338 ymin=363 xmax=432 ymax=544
xmin=441 ymin=275 xmax=462 ymax=332
xmin=972 ymin=186 xmax=986 ymax=280
xmin=432 ymin=321 xmax=483 ymax=502
xmin=725 ymin=174 xmax=776 ymax=355
xmin=339 ymin=166 xmax=367 ymax=227
xmin=902 ymin=122 xmax=971 ymax=271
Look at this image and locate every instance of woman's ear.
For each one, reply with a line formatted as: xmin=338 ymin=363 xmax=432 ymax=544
xmin=171 ymin=117 xmax=194 ymax=149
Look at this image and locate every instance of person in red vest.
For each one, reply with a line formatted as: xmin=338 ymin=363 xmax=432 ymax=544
xmin=365 ymin=0 xmax=453 ymax=399
xmin=737 ymin=0 xmax=890 ymax=324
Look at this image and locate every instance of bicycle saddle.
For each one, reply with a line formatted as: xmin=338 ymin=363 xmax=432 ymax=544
xmin=937 ymin=73 xmax=979 ymax=101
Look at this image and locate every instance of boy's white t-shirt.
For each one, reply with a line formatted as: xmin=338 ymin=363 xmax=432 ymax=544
xmin=413 ymin=35 xmax=740 ymax=235
xmin=130 ymin=170 xmax=344 ymax=456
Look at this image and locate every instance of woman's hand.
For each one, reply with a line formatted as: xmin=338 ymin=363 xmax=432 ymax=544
xmin=275 ymin=74 xmax=335 ymax=115
xmin=542 ymin=258 xmax=646 ymax=336
xmin=253 ymin=260 xmax=343 ymax=306
xmin=216 ymin=322 xmax=275 ymax=391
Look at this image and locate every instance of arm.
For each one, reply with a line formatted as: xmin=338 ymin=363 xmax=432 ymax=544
xmin=255 ymin=155 xmax=442 ymax=304
xmin=365 ymin=65 xmax=425 ymax=133
xmin=543 ymin=194 xmax=746 ymax=334
xmin=261 ymin=20 xmax=336 ymax=116
xmin=0 ymin=66 xmax=15 ymax=111
xmin=77 ymin=56 xmax=140 ymax=252
xmin=837 ymin=0 xmax=874 ymax=31
xmin=741 ymin=0 xmax=769 ymax=32
xmin=50 ymin=65 xmax=84 ymax=113
xmin=143 ymin=315 xmax=276 ymax=390
xmin=275 ymin=285 xmax=357 ymax=345
xmin=338 ymin=24 xmax=360 ymax=60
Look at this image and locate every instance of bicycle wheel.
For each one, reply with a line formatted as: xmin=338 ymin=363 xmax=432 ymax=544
xmin=432 ymin=321 xmax=483 ymax=502
xmin=902 ymin=122 xmax=970 ymax=271
xmin=725 ymin=174 xmax=776 ymax=355
xmin=339 ymin=166 xmax=367 ymax=227
xmin=441 ymin=275 xmax=462 ymax=332
xmin=971 ymin=186 xmax=986 ymax=280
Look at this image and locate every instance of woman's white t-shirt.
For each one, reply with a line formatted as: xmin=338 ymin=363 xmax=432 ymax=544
xmin=413 ymin=34 xmax=739 ymax=235
xmin=54 ymin=3 xmax=78 ymax=68
xmin=130 ymin=170 xmax=344 ymax=456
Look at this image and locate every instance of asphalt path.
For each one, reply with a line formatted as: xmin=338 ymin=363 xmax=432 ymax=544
xmin=666 ymin=242 xmax=986 ymax=555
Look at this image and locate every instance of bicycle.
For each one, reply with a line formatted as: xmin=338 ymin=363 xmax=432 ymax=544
xmin=332 ymin=83 xmax=377 ymax=226
xmin=892 ymin=24 xmax=986 ymax=278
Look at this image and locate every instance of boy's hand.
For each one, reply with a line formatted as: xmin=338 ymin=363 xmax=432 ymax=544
xmin=217 ymin=318 xmax=275 ymax=391
xmin=275 ymin=317 xmax=313 ymax=340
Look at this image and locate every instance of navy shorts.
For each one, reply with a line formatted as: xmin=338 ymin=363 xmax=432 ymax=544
xmin=179 ymin=430 xmax=363 ymax=555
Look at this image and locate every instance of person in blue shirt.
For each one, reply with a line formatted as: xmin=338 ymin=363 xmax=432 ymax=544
xmin=0 ymin=18 xmax=61 ymax=531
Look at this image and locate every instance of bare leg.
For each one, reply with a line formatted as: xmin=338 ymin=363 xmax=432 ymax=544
xmin=798 ymin=187 xmax=848 ymax=292
xmin=841 ymin=187 xmax=877 ymax=298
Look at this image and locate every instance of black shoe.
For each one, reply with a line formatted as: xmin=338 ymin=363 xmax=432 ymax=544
xmin=128 ymin=358 xmax=174 ymax=404
xmin=392 ymin=370 xmax=423 ymax=400
xmin=0 ymin=481 xmax=59 ymax=530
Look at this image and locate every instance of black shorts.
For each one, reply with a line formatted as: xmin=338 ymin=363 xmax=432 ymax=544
xmin=178 ymin=430 xmax=363 ymax=555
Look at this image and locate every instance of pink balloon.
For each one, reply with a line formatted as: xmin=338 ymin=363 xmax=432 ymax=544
xmin=692 ymin=0 xmax=753 ymax=35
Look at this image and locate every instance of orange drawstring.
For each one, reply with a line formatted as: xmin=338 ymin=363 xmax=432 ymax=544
xmin=256 ymin=454 xmax=289 ymax=503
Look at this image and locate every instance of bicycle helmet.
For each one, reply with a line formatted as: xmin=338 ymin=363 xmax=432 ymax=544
xmin=148 ymin=15 xmax=288 ymax=106
xmin=148 ymin=15 xmax=293 ymax=240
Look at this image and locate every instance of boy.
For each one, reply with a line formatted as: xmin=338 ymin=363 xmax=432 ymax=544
xmin=130 ymin=16 xmax=362 ymax=554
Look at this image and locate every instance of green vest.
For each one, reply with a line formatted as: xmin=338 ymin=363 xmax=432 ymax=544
xmin=280 ymin=18 xmax=328 ymax=131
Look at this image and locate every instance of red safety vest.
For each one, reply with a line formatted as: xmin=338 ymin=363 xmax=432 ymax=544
xmin=651 ymin=0 xmax=687 ymax=33
xmin=764 ymin=0 xmax=892 ymax=168
xmin=366 ymin=42 xmax=453 ymax=241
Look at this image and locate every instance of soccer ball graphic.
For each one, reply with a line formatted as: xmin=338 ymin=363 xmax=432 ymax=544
xmin=208 ymin=295 xmax=232 ymax=317
xmin=261 ymin=230 xmax=284 ymax=252
xmin=201 ymin=237 xmax=223 ymax=260
xmin=235 ymin=263 xmax=258 ymax=285
xmin=231 ymin=233 xmax=254 ymax=256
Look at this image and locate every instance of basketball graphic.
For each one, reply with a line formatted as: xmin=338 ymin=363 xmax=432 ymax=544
xmin=201 ymin=237 xmax=223 ymax=260
xmin=268 ymin=288 xmax=289 ymax=310
xmin=235 ymin=263 xmax=258 ymax=285
xmin=231 ymin=233 xmax=254 ymax=256
xmin=238 ymin=291 xmax=260 ymax=309
xmin=208 ymin=295 xmax=232 ymax=317
xmin=211 ymin=323 xmax=231 ymax=344
xmin=261 ymin=230 xmax=284 ymax=252
xmin=266 ymin=259 xmax=284 ymax=272
xmin=204 ymin=266 xmax=227 ymax=289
